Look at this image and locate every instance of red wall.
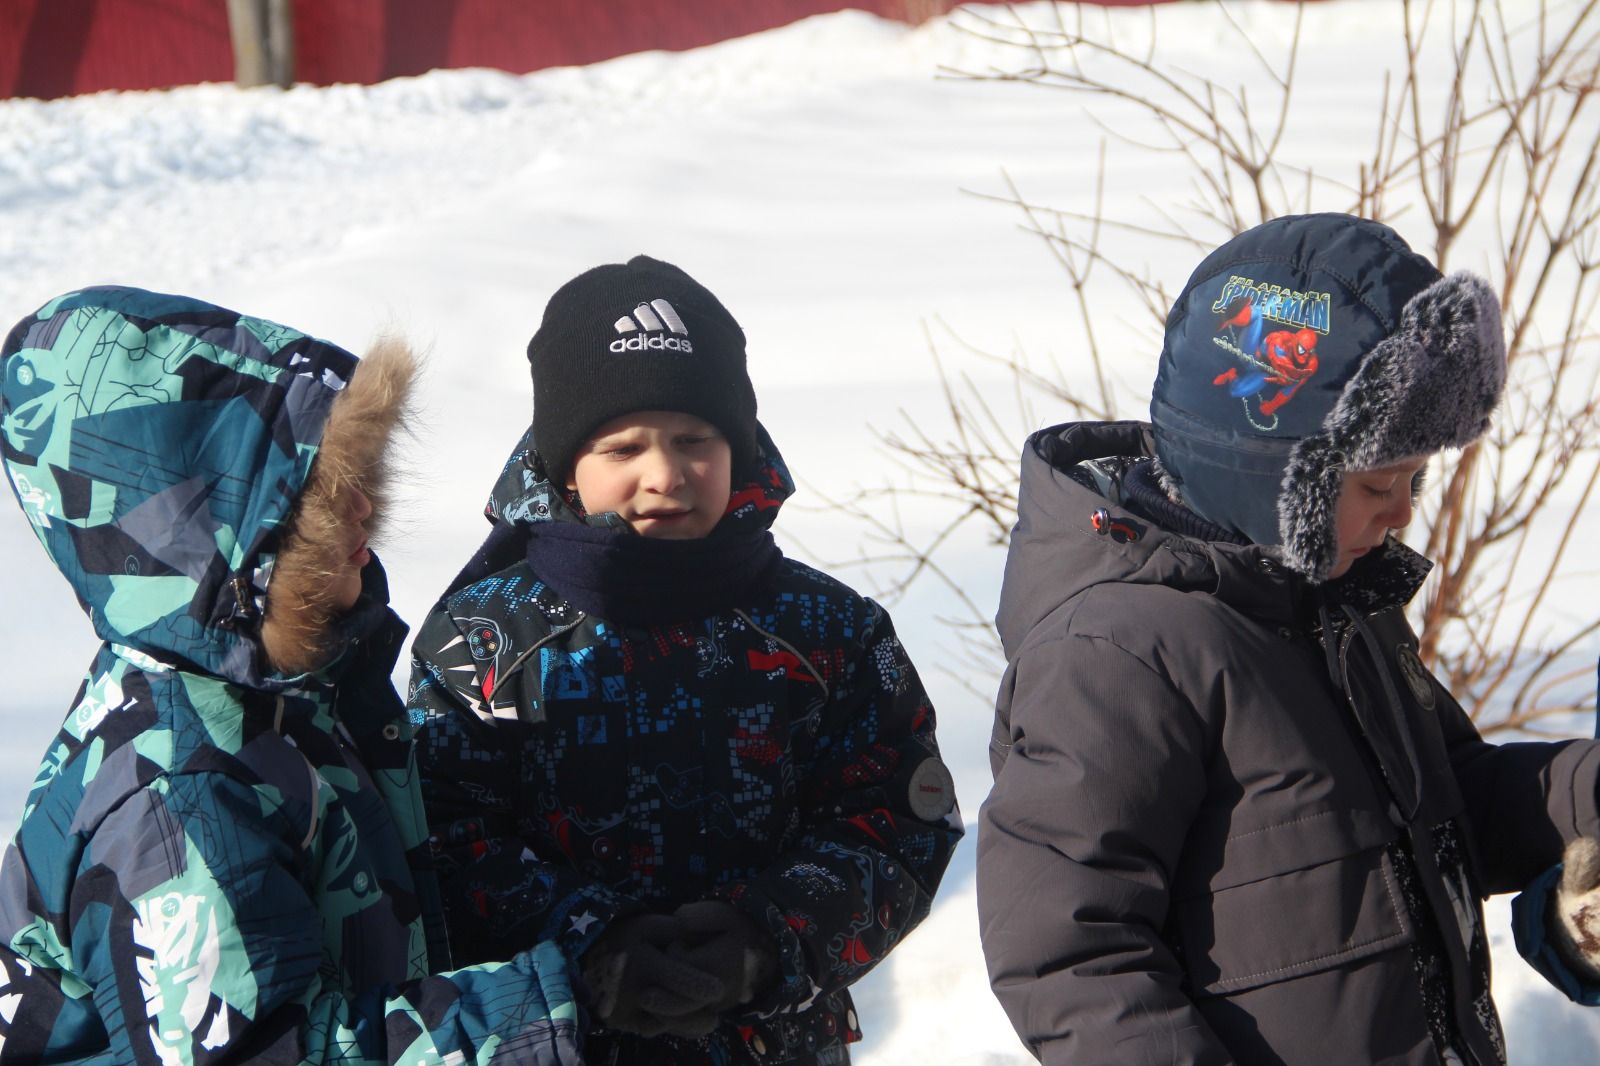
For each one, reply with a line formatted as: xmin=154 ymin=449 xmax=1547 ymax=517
xmin=2 ymin=0 xmax=1173 ymax=100
xmin=2 ymin=0 xmax=233 ymax=100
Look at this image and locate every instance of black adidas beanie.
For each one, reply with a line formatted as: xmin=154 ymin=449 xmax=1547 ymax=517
xmin=526 ymin=254 xmax=758 ymax=483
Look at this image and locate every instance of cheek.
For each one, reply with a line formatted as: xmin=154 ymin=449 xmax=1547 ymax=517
xmin=1338 ymin=500 xmax=1386 ymax=545
xmin=701 ymin=452 xmax=733 ymax=509
xmin=332 ymin=566 xmax=364 ymax=612
xmin=570 ymin=460 xmax=632 ymax=511
xmin=1332 ymin=493 xmax=1368 ymax=547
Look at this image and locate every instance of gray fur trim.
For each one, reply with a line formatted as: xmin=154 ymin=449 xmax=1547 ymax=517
xmin=1150 ymin=456 xmax=1188 ymax=506
xmin=1278 ymin=272 xmax=1505 ymax=581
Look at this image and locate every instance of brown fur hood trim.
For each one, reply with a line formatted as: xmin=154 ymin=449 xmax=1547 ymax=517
xmin=261 ymin=336 xmax=417 ymax=675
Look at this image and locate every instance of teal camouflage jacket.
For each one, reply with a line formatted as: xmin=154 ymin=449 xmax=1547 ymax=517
xmin=0 ymin=288 xmax=582 ymax=1065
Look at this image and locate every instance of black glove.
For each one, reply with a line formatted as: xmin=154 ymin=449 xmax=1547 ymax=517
xmin=1552 ymin=836 xmax=1600 ymax=981
xmin=666 ymin=900 xmax=781 ymax=1011
xmin=579 ymin=913 xmax=728 ymax=1038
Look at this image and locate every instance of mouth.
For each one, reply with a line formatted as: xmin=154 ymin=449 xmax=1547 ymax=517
xmin=635 ymin=510 xmax=690 ymax=523
xmin=348 ymin=540 xmax=371 ymax=566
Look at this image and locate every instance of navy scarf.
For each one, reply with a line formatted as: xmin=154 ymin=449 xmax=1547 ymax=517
xmin=524 ymin=518 xmax=784 ymax=625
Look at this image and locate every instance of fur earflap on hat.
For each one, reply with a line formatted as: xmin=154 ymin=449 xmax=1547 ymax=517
xmin=1278 ymin=272 xmax=1505 ymax=580
xmin=261 ymin=336 xmax=415 ymax=674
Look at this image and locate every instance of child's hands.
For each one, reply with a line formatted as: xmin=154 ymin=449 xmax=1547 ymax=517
xmin=580 ymin=913 xmax=727 ymax=1038
xmin=667 ymin=900 xmax=780 ymax=1009
xmin=1553 ymin=836 xmax=1600 ymax=981
xmin=578 ymin=902 xmax=781 ymax=1039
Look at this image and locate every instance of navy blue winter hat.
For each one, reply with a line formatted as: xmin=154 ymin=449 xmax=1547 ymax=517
xmin=526 ymin=254 xmax=757 ymax=482
xmin=1150 ymin=213 xmax=1506 ymax=581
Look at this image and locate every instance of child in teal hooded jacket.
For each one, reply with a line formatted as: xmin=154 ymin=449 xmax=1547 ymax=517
xmin=0 ymin=287 xmax=582 ymax=1065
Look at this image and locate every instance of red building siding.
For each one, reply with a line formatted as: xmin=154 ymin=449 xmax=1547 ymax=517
xmin=2 ymin=0 xmax=1174 ymax=101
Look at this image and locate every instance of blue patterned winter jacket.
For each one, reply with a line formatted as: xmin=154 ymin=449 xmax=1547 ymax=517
xmin=0 ymin=288 xmax=582 ymax=1065
xmin=410 ymin=428 xmax=962 ymax=1065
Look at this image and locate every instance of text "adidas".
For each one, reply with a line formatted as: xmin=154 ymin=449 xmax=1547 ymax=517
xmin=611 ymin=299 xmax=694 ymax=353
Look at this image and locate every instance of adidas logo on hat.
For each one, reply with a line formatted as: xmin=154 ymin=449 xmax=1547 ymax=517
xmin=610 ymin=299 xmax=694 ymax=353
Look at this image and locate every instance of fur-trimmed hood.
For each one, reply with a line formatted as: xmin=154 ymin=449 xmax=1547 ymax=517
xmin=1149 ymin=213 xmax=1506 ymax=582
xmin=261 ymin=335 xmax=414 ymax=674
xmin=1 ymin=286 xmax=413 ymax=688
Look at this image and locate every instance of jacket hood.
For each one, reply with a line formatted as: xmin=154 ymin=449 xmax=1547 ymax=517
xmin=1 ymin=286 xmax=409 ymax=689
xmin=485 ymin=419 xmax=794 ymax=535
xmin=999 ymin=420 xmax=1437 ymax=655
xmin=998 ymin=421 xmax=1302 ymax=655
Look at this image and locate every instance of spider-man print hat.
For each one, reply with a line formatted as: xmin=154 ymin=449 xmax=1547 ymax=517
xmin=1149 ymin=213 xmax=1506 ymax=581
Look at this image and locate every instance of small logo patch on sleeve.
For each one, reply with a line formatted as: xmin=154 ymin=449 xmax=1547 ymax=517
xmin=907 ymin=757 xmax=956 ymax=821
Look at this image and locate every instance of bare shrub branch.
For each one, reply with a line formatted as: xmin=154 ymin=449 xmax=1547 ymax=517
xmin=844 ymin=0 xmax=1600 ymax=734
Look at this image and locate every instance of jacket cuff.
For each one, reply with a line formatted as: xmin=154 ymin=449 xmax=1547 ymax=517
xmin=546 ymin=882 xmax=647 ymax=962
xmin=1511 ymin=863 xmax=1600 ymax=1006
xmin=711 ymin=885 xmax=813 ymax=1015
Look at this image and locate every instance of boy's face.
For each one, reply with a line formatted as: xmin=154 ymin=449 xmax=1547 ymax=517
xmin=567 ymin=410 xmax=732 ymax=539
xmin=1330 ymin=455 xmax=1428 ymax=579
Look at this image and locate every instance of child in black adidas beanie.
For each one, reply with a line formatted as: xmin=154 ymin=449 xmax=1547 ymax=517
xmin=408 ymin=255 xmax=962 ymax=1066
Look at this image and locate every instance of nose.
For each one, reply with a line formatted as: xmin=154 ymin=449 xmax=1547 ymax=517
xmin=346 ymin=485 xmax=374 ymax=523
xmin=1382 ymin=490 xmax=1413 ymax=532
xmin=639 ymin=450 xmax=685 ymax=494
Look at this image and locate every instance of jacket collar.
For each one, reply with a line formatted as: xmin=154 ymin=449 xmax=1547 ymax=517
xmin=1004 ymin=421 xmax=1434 ymax=651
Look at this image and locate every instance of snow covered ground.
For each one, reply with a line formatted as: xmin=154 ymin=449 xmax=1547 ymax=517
xmin=2 ymin=1 xmax=1597 ymax=1060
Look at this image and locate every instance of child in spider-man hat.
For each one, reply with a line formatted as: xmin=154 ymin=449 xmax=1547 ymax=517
xmin=978 ymin=213 xmax=1600 ymax=1065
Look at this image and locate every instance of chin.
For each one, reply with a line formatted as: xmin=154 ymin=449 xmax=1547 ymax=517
xmin=641 ymin=526 xmax=711 ymax=540
xmin=632 ymin=512 xmax=717 ymax=539
xmin=330 ymin=573 xmax=365 ymax=612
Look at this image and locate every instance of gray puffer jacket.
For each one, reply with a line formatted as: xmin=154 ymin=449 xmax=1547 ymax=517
xmin=977 ymin=421 xmax=1600 ymax=1065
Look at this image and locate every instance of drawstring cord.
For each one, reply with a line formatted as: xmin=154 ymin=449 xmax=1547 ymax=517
xmin=1316 ymin=599 xmax=1343 ymax=693
xmin=486 ymin=615 xmax=586 ymax=705
xmin=734 ymin=607 xmax=830 ymax=702
xmin=1338 ymin=604 xmax=1426 ymax=825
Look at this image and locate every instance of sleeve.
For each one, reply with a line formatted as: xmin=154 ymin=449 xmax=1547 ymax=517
xmin=1434 ymin=692 xmax=1600 ymax=894
xmin=715 ymin=599 xmax=963 ymax=1013
xmin=1511 ymin=863 xmax=1600 ymax=1006
xmin=409 ymin=608 xmax=642 ymax=966
xmin=71 ymin=771 xmax=582 ymax=1066
xmin=977 ymin=632 xmax=1236 ymax=1066
xmin=1433 ymin=671 xmax=1600 ymax=1006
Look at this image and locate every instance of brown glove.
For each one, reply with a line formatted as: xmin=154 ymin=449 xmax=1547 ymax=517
xmin=579 ymin=913 xmax=728 ymax=1038
xmin=1552 ymin=836 xmax=1600 ymax=982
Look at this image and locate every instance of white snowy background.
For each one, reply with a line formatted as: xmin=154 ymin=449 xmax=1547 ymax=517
xmin=1 ymin=1 xmax=1597 ymax=1061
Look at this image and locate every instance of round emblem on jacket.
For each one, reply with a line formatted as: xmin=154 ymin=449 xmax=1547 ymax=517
xmin=1396 ymin=644 xmax=1436 ymax=709
xmin=907 ymin=757 xmax=956 ymax=821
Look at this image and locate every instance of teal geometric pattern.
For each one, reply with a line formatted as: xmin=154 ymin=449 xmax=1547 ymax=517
xmin=3 ymin=286 xmax=340 ymax=690
xmin=0 ymin=288 xmax=582 ymax=1064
